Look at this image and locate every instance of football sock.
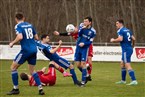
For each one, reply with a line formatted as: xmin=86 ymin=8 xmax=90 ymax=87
xmin=57 ymin=66 xmax=64 ymax=73
xmin=70 ymin=69 xmax=78 ymax=84
xmin=128 ymin=70 xmax=136 ymax=81
xmin=121 ymin=68 xmax=126 ymax=81
xmin=88 ymin=63 xmax=92 ymax=75
xmin=82 ymin=68 xmax=87 ymax=82
xmin=11 ymin=70 xmax=18 ymax=88
xmin=32 ymin=72 xmax=42 ymax=87
xmin=38 ymin=85 xmax=43 ymax=90
xmin=13 ymin=86 xmax=18 ymax=89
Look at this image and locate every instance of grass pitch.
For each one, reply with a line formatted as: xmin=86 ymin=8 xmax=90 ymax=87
xmin=0 ymin=60 xmax=144 ymax=97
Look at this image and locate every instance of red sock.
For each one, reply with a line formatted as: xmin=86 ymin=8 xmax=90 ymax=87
xmin=88 ymin=63 xmax=92 ymax=75
xmin=57 ymin=67 xmax=64 ymax=73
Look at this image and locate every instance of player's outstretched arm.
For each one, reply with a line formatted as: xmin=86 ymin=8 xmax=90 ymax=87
xmin=54 ymin=31 xmax=69 ymax=36
xmin=49 ymin=40 xmax=62 ymax=54
xmin=53 ymin=31 xmax=60 ymax=35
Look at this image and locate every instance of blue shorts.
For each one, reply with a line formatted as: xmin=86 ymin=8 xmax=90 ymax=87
xmin=122 ymin=49 xmax=133 ymax=63
xmin=14 ymin=50 xmax=37 ymax=65
xmin=54 ymin=57 xmax=70 ymax=69
xmin=74 ymin=47 xmax=89 ymax=62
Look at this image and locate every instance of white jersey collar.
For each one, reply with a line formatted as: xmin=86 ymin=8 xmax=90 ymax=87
xmin=117 ymin=26 xmax=124 ymax=33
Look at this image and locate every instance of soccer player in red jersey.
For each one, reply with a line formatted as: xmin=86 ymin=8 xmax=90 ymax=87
xmin=20 ymin=64 xmax=57 ymax=86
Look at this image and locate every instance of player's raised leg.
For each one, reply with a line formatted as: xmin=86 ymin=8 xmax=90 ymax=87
xmin=51 ymin=61 xmax=72 ymax=77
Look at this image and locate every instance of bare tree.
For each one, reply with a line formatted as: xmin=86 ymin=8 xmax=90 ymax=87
xmin=130 ymin=0 xmax=136 ymax=37
xmin=0 ymin=0 xmax=144 ymax=43
xmin=75 ymin=0 xmax=79 ymax=26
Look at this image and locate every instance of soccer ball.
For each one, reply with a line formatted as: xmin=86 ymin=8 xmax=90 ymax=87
xmin=66 ymin=24 xmax=75 ymax=33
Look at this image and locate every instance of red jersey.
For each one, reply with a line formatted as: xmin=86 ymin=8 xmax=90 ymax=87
xmin=70 ymin=32 xmax=78 ymax=40
xmin=29 ymin=67 xmax=56 ymax=86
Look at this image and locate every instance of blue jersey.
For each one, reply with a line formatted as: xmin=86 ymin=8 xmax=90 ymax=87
xmin=77 ymin=25 xmax=96 ymax=48
xmin=15 ymin=22 xmax=37 ymax=53
xmin=36 ymin=41 xmax=60 ymax=61
xmin=117 ymin=27 xmax=133 ymax=51
xmin=36 ymin=41 xmax=70 ymax=69
xmin=74 ymin=24 xmax=96 ymax=61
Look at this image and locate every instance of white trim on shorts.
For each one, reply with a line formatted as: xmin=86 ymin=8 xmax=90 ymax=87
xmin=58 ymin=59 xmax=70 ymax=68
xmin=16 ymin=53 xmax=22 ymax=63
xmin=124 ymin=52 xmax=127 ymax=63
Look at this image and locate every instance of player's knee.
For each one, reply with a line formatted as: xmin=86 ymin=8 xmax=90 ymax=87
xmin=120 ymin=64 xmax=125 ymax=68
xmin=88 ymin=60 xmax=92 ymax=64
xmin=120 ymin=62 xmax=125 ymax=68
xmin=10 ymin=64 xmax=18 ymax=71
xmin=125 ymin=63 xmax=132 ymax=70
xmin=81 ymin=61 xmax=86 ymax=66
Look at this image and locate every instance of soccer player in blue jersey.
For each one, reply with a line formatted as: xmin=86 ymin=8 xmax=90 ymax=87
xmin=7 ymin=12 xmax=45 ymax=95
xmin=110 ymin=19 xmax=138 ymax=85
xmin=74 ymin=16 xmax=96 ymax=85
xmin=36 ymin=34 xmax=83 ymax=86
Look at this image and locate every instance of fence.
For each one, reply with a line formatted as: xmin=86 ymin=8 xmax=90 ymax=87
xmin=0 ymin=43 xmax=145 ymax=62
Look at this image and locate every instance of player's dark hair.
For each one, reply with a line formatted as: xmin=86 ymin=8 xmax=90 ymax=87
xmin=117 ymin=19 xmax=124 ymax=24
xmin=49 ymin=64 xmax=55 ymax=68
xmin=41 ymin=34 xmax=48 ymax=40
xmin=20 ymin=73 xmax=28 ymax=81
xmin=84 ymin=16 xmax=92 ymax=22
xmin=15 ymin=12 xmax=24 ymax=20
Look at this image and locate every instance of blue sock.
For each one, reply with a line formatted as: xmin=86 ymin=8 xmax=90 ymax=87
xmin=32 ymin=72 xmax=41 ymax=86
xmin=70 ymin=69 xmax=78 ymax=84
xmin=128 ymin=70 xmax=136 ymax=81
xmin=121 ymin=68 xmax=126 ymax=81
xmin=82 ymin=68 xmax=87 ymax=82
xmin=11 ymin=70 xmax=18 ymax=87
xmin=78 ymin=67 xmax=82 ymax=72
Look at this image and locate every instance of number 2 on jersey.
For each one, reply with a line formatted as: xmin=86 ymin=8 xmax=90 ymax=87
xmin=127 ymin=32 xmax=131 ymax=41
xmin=25 ymin=28 xmax=33 ymax=39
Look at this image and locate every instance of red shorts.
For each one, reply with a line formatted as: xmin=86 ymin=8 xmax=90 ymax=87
xmin=88 ymin=44 xmax=93 ymax=57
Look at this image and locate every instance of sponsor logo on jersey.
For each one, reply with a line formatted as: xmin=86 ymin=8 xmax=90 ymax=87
xmin=88 ymin=31 xmax=92 ymax=35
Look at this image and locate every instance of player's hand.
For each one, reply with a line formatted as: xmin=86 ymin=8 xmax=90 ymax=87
xmin=82 ymin=24 xmax=89 ymax=29
xmin=79 ymin=43 xmax=84 ymax=47
xmin=9 ymin=42 xmax=14 ymax=48
xmin=74 ymin=28 xmax=78 ymax=33
xmin=110 ymin=38 xmax=115 ymax=42
xmin=58 ymin=40 xmax=62 ymax=45
xmin=53 ymin=31 xmax=60 ymax=35
xmin=82 ymin=25 xmax=87 ymax=29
